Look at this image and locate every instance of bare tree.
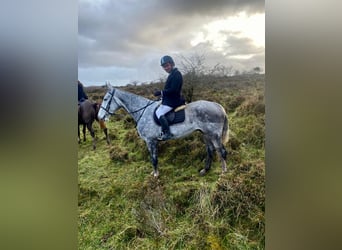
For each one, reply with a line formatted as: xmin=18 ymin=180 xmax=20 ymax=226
xmin=208 ymin=63 xmax=234 ymax=77
xmin=177 ymin=53 xmax=234 ymax=102
xmin=177 ymin=53 xmax=207 ymax=102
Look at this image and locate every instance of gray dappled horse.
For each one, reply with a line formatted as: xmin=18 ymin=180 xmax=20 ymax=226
xmin=78 ymin=100 xmax=110 ymax=150
xmin=98 ymin=85 xmax=229 ymax=177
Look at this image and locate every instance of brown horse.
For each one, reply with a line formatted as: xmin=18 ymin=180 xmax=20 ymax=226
xmin=78 ymin=100 xmax=110 ymax=149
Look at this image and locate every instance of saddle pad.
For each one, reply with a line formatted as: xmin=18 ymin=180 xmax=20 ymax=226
xmin=153 ymin=107 xmax=185 ymax=126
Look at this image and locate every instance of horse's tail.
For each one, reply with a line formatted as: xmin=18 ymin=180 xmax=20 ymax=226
xmin=222 ymin=112 xmax=229 ymax=145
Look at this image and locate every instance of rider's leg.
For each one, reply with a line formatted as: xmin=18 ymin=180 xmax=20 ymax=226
xmin=158 ymin=115 xmax=173 ymax=140
xmin=156 ymin=105 xmax=173 ymax=140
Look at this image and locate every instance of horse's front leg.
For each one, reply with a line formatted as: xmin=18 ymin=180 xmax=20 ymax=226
xmin=82 ymin=124 xmax=86 ymax=142
xmin=78 ymin=125 xmax=81 ymax=144
xmin=104 ymin=127 xmax=110 ymax=145
xmin=99 ymin=120 xmax=110 ymax=145
xmin=86 ymin=122 xmax=96 ymax=150
xmin=146 ymin=139 xmax=159 ymax=177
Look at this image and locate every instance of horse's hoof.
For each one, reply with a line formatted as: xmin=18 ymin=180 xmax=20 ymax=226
xmin=151 ymin=171 xmax=159 ymax=178
xmin=199 ymin=169 xmax=207 ymax=176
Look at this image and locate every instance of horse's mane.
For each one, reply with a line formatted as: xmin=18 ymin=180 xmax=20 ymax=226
xmin=116 ymin=88 xmax=152 ymax=103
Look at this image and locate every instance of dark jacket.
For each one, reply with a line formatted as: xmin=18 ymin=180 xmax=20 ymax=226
xmin=162 ymin=68 xmax=183 ymax=107
xmin=78 ymin=81 xmax=88 ymax=102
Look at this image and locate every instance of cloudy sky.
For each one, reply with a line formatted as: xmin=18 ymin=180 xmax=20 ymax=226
xmin=78 ymin=0 xmax=264 ymax=86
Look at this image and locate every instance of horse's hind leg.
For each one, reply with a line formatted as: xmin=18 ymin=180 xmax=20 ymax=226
xmin=200 ymin=136 xmax=215 ymax=176
xmin=213 ymin=137 xmax=228 ymax=173
xmin=87 ymin=122 xmax=96 ymax=150
xmin=219 ymin=144 xmax=228 ymax=173
xmin=208 ymin=134 xmax=228 ymax=173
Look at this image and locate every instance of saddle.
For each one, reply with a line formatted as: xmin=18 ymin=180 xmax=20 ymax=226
xmin=153 ymin=105 xmax=186 ymax=126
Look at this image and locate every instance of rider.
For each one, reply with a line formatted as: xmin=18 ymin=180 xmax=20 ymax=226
xmin=78 ymin=80 xmax=88 ymax=104
xmin=154 ymin=55 xmax=184 ymax=141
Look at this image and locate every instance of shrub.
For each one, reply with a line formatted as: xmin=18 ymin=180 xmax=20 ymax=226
xmin=228 ymin=95 xmax=246 ymax=111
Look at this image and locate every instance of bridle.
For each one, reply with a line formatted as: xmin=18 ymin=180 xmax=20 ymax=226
xmin=100 ymin=88 xmax=116 ymax=116
xmin=100 ymin=88 xmax=157 ymax=125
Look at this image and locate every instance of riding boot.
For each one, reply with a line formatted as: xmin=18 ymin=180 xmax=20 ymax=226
xmin=158 ymin=115 xmax=173 ymax=140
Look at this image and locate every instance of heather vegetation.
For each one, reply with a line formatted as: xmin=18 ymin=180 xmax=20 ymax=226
xmin=78 ymin=73 xmax=265 ymax=249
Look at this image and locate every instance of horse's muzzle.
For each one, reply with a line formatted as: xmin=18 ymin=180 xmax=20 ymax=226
xmin=98 ymin=113 xmax=106 ymax=121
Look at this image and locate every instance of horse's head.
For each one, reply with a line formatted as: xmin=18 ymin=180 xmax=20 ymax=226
xmin=98 ymin=87 xmax=120 ymax=121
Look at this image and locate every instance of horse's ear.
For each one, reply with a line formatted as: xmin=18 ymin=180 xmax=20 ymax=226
xmin=105 ymin=81 xmax=113 ymax=90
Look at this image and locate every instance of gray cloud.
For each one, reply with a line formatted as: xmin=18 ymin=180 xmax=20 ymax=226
xmin=158 ymin=0 xmax=264 ymax=16
xmin=78 ymin=0 xmax=264 ymax=85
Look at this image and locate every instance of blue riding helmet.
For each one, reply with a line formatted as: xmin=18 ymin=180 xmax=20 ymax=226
xmin=160 ymin=55 xmax=174 ymax=66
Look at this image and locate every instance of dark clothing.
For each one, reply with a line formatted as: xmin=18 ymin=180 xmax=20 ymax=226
xmin=157 ymin=115 xmax=173 ymax=140
xmin=78 ymin=82 xmax=88 ymax=102
xmin=161 ymin=68 xmax=183 ymax=108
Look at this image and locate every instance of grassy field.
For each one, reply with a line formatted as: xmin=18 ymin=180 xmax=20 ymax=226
xmin=78 ymin=74 xmax=265 ymax=249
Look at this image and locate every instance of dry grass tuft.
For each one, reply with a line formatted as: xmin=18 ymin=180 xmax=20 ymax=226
xmin=109 ymin=144 xmax=129 ymax=162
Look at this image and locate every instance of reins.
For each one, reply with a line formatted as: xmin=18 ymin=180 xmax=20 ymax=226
xmin=128 ymin=100 xmax=157 ymax=125
xmin=102 ymin=88 xmax=158 ymax=125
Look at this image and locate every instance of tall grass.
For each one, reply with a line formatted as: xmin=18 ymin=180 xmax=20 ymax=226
xmin=79 ymin=74 xmax=265 ymax=249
